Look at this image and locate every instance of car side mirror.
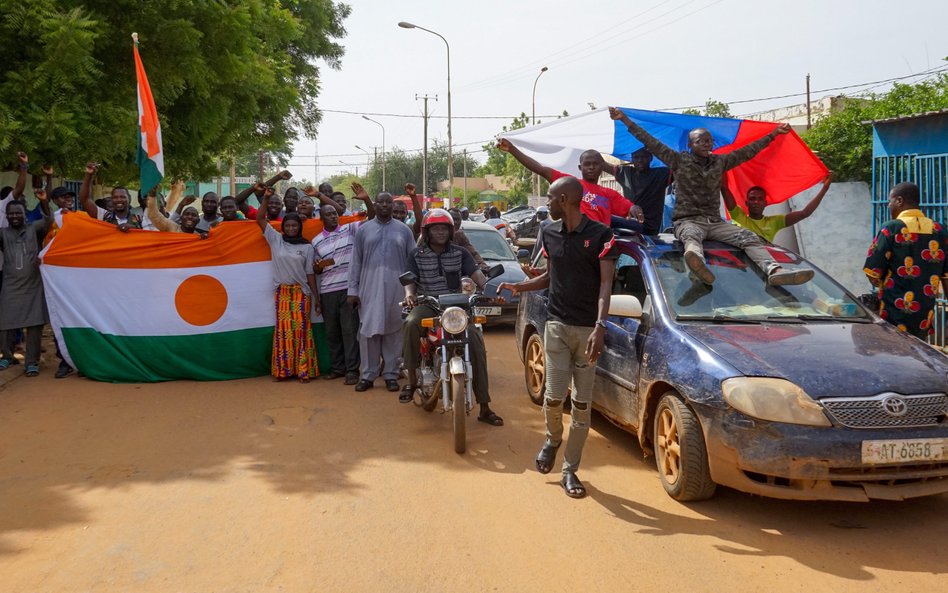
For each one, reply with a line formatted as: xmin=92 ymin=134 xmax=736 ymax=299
xmin=486 ymin=264 xmax=505 ymax=280
xmin=399 ymin=271 xmax=417 ymax=286
xmin=516 ymin=248 xmax=530 ymax=260
xmin=609 ymin=294 xmax=642 ymax=318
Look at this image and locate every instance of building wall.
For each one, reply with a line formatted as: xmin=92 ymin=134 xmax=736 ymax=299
xmin=782 ymin=181 xmax=872 ymax=295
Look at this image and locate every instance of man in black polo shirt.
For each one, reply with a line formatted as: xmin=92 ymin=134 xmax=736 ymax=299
xmin=401 ymin=208 xmax=503 ymax=426
xmin=499 ymin=176 xmax=616 ymax=499
xmin=602 ymin=147 xmax=670 ymax=235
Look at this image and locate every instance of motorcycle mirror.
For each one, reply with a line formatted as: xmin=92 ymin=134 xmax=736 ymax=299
xmin=399 ymin=271 xmax=417 ymax=286
xmin=486 ymin=264 xmax=505 ymax=280
xmin=516 ymin=248 xmax=530 ymax=260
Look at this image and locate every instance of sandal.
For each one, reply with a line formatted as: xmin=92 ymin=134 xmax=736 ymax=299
xmin=399 ymin=385 xmax=415 ymax=404
xmin=477 ymin=411 xmax=504 ymax=427
xmin=560 ymin=471 xmax=587 ymax=499
xmin=0 ymin=359 xmax=10 ymax=370
xmin=535 ymin=442 xmax=560 ymax=475
xmin=25 ymin=364 xmax=39 ymax=377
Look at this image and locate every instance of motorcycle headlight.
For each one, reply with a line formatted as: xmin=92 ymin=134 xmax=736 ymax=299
xmin=440 ymin=306 xmax=468 ymax=334
xmin=721 ymin=377 xmax=831 ymax=427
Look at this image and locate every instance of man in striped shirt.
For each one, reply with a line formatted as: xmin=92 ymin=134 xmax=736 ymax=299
xmin=313 ymin=184 xmax=375 ymax=384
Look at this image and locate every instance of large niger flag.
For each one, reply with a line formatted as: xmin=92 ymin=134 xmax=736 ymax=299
xmin=133 ymin=33 xmax=164 ymax=194
xmin=40 ymin=215 xmax=276 ymax=382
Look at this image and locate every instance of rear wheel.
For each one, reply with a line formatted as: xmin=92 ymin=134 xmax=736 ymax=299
xmin=524 ymin=333 xmax=545 ymax=406
xmin=452 ymin=374 xmax=466 ymax=454
xmin=653 ymin=392 xmax=716 ymax=501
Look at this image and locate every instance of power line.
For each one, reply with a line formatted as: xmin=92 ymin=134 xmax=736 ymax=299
xmin=320 ymin=107 xmax=557 ymax=120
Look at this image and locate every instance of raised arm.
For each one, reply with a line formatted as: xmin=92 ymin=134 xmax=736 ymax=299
xmin=256 ymin=193 xmax=269 ymax=231
xmin=608 ymin=107 xmax=680 ymax=168
xmin=42 ymin=164 xmax=54 ymax=194
xmin=721 ymin=123 xmax=790 ymax=170
xmin=720 ymin=178 xmax=738 ymax=211
xmin=236 ymin=181 xmax=264 ymax=205
xmin=304 ymin=184 xmax=344 ymax=215
xmin=496 ymin=138 xmax=553 ymax=182
xmin=405 ymin=183 xmax=422 ymax=233
xmin=79 ymin=162 xmax=100 ymax=218
xmin=351 ymin=182 xmax=376 ymax=220
xmin=12 ymin=152 xmax=29 ymax=198
xmin=163 ymin=180 xmax=185 ymax=213
xmin=146 ymin=195 xmax=178 ymax=232
xmin=264 ymin=170 xmax=291 ymax=188
xmin=34 ymin=188 xmax=51 ymax=219
xmin=785 ymin=172 xmax=832 ymax=226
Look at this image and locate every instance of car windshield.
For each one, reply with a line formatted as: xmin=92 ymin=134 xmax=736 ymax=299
xmin=465 ymin=228 xmax=516 ymax=261
xmin=652 ymin=247 xmax=871 ymax=321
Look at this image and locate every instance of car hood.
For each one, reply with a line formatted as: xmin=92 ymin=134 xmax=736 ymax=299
xmin=679 ymin=321 xmax=948 ymax=398
xmin=481 ymin=260 xmax=526 ymax=300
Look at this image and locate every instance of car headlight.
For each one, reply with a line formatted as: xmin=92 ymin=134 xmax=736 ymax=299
xmin=722 ymin=377 xmax=831 ymax=427
xmin=440 ymin=306 xmax=468 ymax=334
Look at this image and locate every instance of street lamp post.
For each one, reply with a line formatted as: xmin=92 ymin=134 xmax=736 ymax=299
xmin=361 ymin=116 xmax=386 ymax=192
xmin=354 ymin=144 xmax=370 ymax=180
xmin=399 ymin=21 xmax=452 ymax=209
xmin=531 ymin=66 xmax=548 ymax=198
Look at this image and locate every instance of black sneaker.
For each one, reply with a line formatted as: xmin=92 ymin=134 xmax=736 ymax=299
xmin=354 ymin=379 xmax=374 ymax=392
xmin=344 ymin=373 xmax=359 ymax=385
xmin=55 ymin=363 xmax=74 ymax=379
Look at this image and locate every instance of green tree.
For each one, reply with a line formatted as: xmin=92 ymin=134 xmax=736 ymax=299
xmin=359 ymin=141 xmax=479 ymax=197
xmin=682 ymin=99 xmax=732 ymax=118
xmin=0 ymin=0 xmax=349 ymax=186
xmin=804 ymin=73 xmax=948 ymax=182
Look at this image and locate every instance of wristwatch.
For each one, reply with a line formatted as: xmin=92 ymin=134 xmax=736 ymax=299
xmin=595 ymin=320 xmax=608 ymax=329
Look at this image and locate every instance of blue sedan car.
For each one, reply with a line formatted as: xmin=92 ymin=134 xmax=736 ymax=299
xmin=515 ymin=233 xmax=948 ymax=502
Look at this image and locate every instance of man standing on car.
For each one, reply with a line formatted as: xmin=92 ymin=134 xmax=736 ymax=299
xmin=499 ymin=176 xmax=616 ymax=499
xmin=865 ymin=182 xmax=948 ymax=340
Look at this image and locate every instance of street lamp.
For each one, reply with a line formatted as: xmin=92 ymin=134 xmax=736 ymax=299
xmin=361 ymin=116 xmax=386 ymax=192
xmin=399 ymin=21 xmax=452 ymax=208
xmin=531 ymin=66 xmax=548 ymax=197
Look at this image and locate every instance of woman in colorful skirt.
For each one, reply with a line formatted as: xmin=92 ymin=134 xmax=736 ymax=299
xmin=257 ymin=195 xmax=320 ymax=382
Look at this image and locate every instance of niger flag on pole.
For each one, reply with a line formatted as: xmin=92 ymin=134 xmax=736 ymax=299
xmin=132 ymin=32 xmax=164 ymax=194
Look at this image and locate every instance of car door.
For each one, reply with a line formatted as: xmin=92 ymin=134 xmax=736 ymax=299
xmin=594 ymin=253 xmax=647 ymax=429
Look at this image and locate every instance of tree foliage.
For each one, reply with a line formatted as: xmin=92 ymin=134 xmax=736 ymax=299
xmin=0 ymin=0 xmax=349 ymax=186
xmin=682 ymin=99 xmax=732 ymax=118
xmin=803 ymin=73 xmax=948 ymax=182
xmin=359 ymin=140 xmax=479 ymax=197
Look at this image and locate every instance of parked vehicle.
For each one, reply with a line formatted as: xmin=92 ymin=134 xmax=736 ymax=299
xmin=400 ymin=266 xmax=505 ymax=454
xmin=461 ymin=221 xmax=528 ymax=325
xmin=515 ymin=232 xmax=948 ymax=502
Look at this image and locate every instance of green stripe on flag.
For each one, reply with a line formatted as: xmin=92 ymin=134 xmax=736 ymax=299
xmin=136 ymin=143 xmax=163 ymax=195
xmin=63 ymin=324 xmax=334 ymax=383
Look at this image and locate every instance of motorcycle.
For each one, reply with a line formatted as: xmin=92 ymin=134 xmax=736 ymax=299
xmin=399 ymin=265 xmax=505 ymax=454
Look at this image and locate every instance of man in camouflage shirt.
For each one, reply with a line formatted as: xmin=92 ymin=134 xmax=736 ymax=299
xmin=608 ymin=107 xmax=813 ymax=296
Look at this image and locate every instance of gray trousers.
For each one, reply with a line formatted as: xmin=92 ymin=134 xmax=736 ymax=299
xmin=359 ymin=329 xmax=403 ymax=382
xmin=543 ymin=321 xmax=597 ymax=474
xmin=1 ymin=325 xmax=42 ymax=367
xmin=321 ymin=289 xmax=360 ymax=375
xmin=673 ymin=216 xmax=777 ymax=274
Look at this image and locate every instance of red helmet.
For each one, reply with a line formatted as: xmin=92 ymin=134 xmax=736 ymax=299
xmin=422 ymin=208 xmax=455 ymax=240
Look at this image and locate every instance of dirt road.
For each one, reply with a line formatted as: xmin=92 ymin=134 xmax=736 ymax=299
xmin=1 ymin=327 xmax=946 ymax=592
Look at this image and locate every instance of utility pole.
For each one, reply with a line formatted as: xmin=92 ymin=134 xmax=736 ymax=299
xmin=806 ymin=73 xmax=812 ymax=130
xmin=463 ymin=148 xmax=468 ymax=207
xmin=416 ymin=94 xmax=438 ymax=198
xmin=314 ymin=140 xmax=319 ymax=184
xmin=258 ymin=150 xmax=264 ymax=181
xmin=229 ymin=158 xmax=236 ymax=196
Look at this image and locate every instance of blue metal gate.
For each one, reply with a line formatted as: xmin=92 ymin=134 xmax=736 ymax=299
xmin=872 ymin=153 xmax=948 ymax=235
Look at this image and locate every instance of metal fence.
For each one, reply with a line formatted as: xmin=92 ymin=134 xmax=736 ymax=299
xmin=872 ymin=153 xmax=948 ymax=235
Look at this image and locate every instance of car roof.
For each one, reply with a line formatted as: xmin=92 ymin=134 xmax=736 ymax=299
xmin=461 ymin=221 xmax=502 ymax=232
xmin=613 ymin=231 xmax=797 ymax=258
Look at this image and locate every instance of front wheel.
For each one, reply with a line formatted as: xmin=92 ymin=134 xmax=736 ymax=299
xmin=452 ymin=374 xmax=466 ymax=454
xmin=653 ymin=392 xmax=716 ymax=501
xmin=524 ymin=332 xmax=545 ymax=406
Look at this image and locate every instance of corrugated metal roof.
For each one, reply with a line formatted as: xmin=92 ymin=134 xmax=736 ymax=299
xmin=869 ymin=109 xmax=948 ymax=125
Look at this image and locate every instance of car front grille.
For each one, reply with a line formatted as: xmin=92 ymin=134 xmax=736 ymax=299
xmin=820 ymin=393 xmax=947 ymax=429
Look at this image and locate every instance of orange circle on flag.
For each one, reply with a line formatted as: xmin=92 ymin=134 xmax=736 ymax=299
xmin=174 ymin=275 xmax=228 ymax=326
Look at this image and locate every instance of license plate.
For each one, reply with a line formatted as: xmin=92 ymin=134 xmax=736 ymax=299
xmin=474 ymin=307 xmax=501 ymax=316
xmin=861 ymin=438 xmax=948 ymax=464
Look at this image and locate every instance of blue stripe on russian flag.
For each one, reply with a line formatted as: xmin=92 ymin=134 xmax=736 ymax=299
xmin=611 ymin=108 xmax=742 ymax=165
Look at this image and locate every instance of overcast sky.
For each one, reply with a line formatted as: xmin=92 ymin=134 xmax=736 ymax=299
xmin=287 ymin=0 xmax=947 ymax=184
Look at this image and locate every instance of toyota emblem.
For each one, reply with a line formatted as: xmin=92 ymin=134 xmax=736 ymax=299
xmin=881 ymin=395 xmax=909 ymax=417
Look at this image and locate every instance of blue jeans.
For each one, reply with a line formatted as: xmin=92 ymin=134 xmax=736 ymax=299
xmin=611 ymin=215 xmax=644 ymax=233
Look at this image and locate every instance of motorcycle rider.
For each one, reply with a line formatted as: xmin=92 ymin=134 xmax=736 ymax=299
xmin=401 ymin=209 xmax=504 ymax=427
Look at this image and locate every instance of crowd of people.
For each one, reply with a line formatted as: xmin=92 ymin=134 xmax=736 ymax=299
xmin=1 ymin=109 xmax=942 ymax=499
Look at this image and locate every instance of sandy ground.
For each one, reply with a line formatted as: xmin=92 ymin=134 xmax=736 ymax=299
xmin=1 ymin=327 xmax=946 ymax=593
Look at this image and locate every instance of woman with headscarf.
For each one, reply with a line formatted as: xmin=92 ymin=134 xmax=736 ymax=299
xmin=257 ymin=194 xmax=320 ymax=382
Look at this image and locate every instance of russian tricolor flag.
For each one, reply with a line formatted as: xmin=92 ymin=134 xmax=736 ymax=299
xmin=501 ymin=107 xmax=828 ymax=209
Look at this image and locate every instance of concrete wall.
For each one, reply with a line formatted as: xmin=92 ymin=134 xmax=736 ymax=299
xmin=776 ymin=181 xmax=872 ymax=295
